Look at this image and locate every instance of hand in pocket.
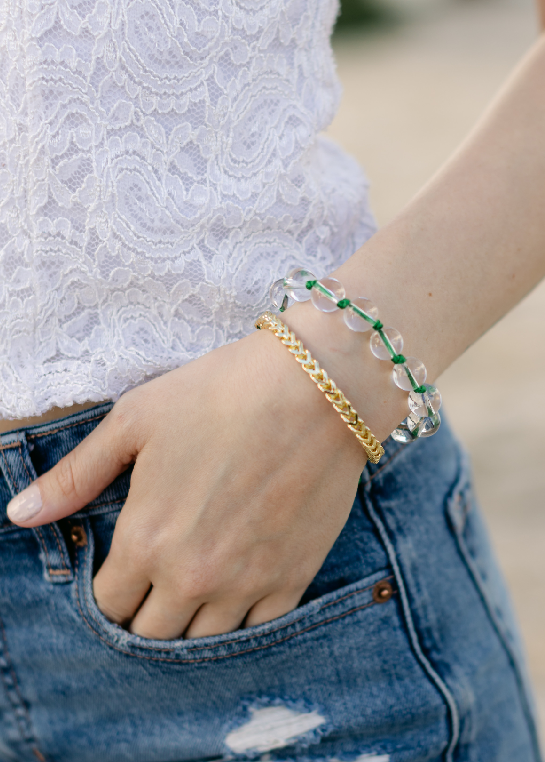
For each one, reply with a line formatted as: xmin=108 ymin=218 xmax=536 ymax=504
xmin=7 ymin=330 xmax=368 ymax=640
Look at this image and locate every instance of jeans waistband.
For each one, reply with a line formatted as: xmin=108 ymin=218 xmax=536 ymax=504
xmin=0 ymin=397 xmax=412 ymax=505
xmin=0 ymin=398 xmax=414 ymax=553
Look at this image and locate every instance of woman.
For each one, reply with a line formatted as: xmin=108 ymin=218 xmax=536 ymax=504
xmin=0 ymin=0 xmax=543 ymax=759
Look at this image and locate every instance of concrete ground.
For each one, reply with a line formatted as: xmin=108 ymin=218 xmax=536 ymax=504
xmin=329 ymin=0 xmax=545 ymax=742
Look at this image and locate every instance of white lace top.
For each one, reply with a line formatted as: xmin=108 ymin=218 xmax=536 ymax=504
xmin=0 ymin=0 xmax=376 ymax=419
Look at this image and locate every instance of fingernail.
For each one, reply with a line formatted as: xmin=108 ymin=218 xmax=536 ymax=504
xmin=7 ymin=483 xmax=43 ymax=523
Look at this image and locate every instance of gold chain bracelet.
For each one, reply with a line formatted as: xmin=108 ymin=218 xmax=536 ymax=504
xmin=255 ymin=311 xmax=384 ymax=464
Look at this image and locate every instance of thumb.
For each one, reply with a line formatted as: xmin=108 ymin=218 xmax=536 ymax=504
xmin=7 ymin=406 xmax=137 ymax=526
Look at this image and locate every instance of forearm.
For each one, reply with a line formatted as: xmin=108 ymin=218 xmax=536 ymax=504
xmin=538 ymin=0 xmax=545 ymax=30
xmin=285 ymin=34 xmax=545 ymax=442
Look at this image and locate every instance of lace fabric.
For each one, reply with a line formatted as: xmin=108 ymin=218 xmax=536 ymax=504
xmin=0 ymin=0 xmax=376 ymax=419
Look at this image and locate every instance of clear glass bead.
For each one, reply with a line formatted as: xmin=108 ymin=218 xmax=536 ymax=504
xmin=393 ymin=356 xmax=427 ymax=391
xmin=310 ymin=277 xmax=345 ymax=313
xmin=408 ymin=384 xmax=442 ymax=418
xmin=391 ymin=420 xmax=415 ymax=443
xmin=370 ymin=327 xmax=403 ymax=360
xmin=343 ymin=297 xmax=379 ymax=332
xmin=269 ymin=279 xmax=292 ymax=311
xmin=415 ymin=411 xmax=441 ymax=438
xmin=407 ymin=411 xmax=420 ymax=430
xmin=283 ymin=267 xmax=316 ymax=303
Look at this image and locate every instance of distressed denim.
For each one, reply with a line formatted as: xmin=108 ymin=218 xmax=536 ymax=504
xmin=0 ymin=403 xmax=540 ymax=762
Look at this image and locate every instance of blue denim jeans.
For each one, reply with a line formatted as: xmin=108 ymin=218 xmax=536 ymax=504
xmin=0 ymin=403 xmax=540 ymax=762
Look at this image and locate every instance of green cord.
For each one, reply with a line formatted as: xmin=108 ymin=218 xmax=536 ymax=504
xmin=303 ymin=278 xmax=429 ymax=397
xmin=349 ymin=303 xmax=379 ymax=326
xmin=376 ymin=327 xmax=395 ymax=357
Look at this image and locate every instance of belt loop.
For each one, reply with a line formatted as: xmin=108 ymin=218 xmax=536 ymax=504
xmin=0 ymin=432 xmax=74 ymax=584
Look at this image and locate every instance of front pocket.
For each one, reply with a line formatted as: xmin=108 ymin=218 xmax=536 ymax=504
xmin=72 ymin=512 xmax=397 ymax=663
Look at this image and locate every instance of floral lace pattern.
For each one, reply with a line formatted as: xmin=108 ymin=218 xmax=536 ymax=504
xmin=0 ymin=0 xmax=376 ymax=418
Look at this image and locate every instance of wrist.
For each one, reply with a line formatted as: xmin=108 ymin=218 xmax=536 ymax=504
xmin=281 ymin=299 xmax=408 ymax=444
xmin=241 ymin=327 xmax=368 ymax=470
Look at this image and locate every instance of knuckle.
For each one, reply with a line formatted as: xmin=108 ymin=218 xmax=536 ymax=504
xmin=108 ymin=390 xmax=150 ymax=453
xmin=236 ymin=575 xmax=263 ymax=600
xmin=178 ymin=565 xmax=218 ymax=601
xmin=111 ymin=520 xmax=152 ymax=568
xmin=50 ymin=455 xmax=79 ymax=501
xmin=109 ymin=395 xmax=137 ymax=437
xmin=93 ymin=576 xmax=136 ymax=626
xmin=95 ymin=595 xmax=133 ymax=626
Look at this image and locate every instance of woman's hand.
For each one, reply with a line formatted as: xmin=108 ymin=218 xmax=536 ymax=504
xmin=6 ymin=324 xmax=386 ymax=640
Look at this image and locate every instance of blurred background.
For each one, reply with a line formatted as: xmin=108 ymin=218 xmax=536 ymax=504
xmin=329 ymin=0 xmax=545 ymax=740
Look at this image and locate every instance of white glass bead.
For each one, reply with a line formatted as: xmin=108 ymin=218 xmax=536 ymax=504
xmin=415 ymin=411 xmax=441 ymax=438
xmin=370 ymin=327 xmax=403 ymax=360
xmin=393 ymin=356 xmax=427 ymax=392
xmin=283 ymin=267 xmax=316 ymax=303
xmin=391 ymin=421 xmax=415 ymax=443
xmin=343 ymin=297 xmax=379 ymax=332
xmin=310 ymin=277 xmax=345 ymax=313
xmin=408 ymin=384 xmax=442 ymax=418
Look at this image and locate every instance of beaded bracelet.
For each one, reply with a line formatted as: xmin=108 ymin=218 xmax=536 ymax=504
xmin=269 ymin=267 xmax=442 ymax=443
xmin=255 ymin=311 xmax=384 ymax=463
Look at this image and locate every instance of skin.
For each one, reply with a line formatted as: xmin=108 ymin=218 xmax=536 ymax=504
xmin=8 ymin=16 xmax=545 ymax=640
xmin=539 ymin=0 xmax=545 ymax=30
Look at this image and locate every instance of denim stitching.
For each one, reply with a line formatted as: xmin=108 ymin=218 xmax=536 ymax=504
xmin=78 ymin=531 xmax=393 ymax=652
xmin=0 ymin=614 xmax=30 ymax=741
xmin=365 ymin=443 xmax=410 ymax=485
xmin=26 ymin=413 xmax=109 ymax=440
xmin=0 ymin=447 xmax=17 ymax=493
xmin=74 ymin=545 xmax=389 ymax=663
xmin=319 ymin=575 xmax=394 ymax=612
xmin=0 ymin=444 xmax=22 ymax=451
xmin=47 ymin=528 xmax=71 ymax=573
xmin=16 ymin=444 xmax=71 ymax=575
xmin=41 ymin=523 xmax=70 ymax=573
xmin=180 ymin=576 xmax=395 ymax=653
xmin=72 ymin=497 xmax=126 ymax=515
xmin=0 ymin=613 xmax=45 ymax=760
xmin=34 ymin=527 xmax=54 ymax=576
xmin=85 ymin=498 xmax=125 ymax=510
xmin=364 ymin=486 xmax=461 ymax=762
xmin=109 ymin=578 xmax=393 ymax=654
xmin=449 ymin=493 xmax=543 ymax=762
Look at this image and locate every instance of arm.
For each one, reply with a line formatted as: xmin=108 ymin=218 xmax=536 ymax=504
xmin=538 ymin=0 xmax=545 ymax=31
xmin=286 ymin=33 xmax=545 ymax=441
xmin=8 ymin=31 xmax=545 ymax=640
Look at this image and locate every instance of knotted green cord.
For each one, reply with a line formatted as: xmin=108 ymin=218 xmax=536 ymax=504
xmin=287 ymin=276 xmax=438 ymax=436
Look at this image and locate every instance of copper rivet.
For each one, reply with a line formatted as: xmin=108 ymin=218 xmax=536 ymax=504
xmin=70 ymin=525 xmax=87 ymax=547
xmin=373 ymin=580 xmax=393 ymax=603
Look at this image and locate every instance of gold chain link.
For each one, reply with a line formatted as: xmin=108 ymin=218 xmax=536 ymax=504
xmin=255 ymin=311 xmax=384 ymax=464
